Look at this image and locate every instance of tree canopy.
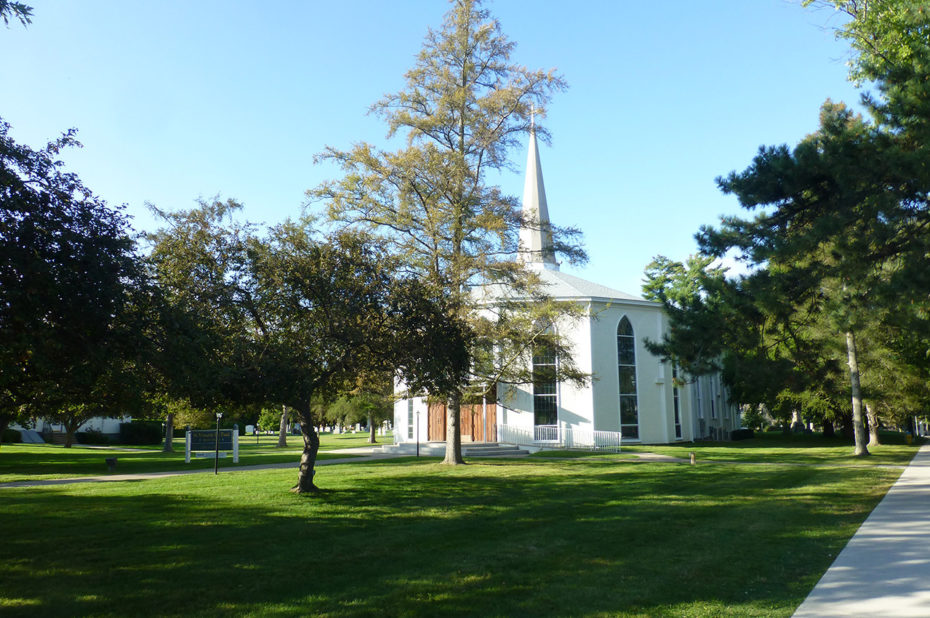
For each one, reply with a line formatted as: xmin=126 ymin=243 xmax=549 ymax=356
xmin=0 ymin=119 xmax=150 ymax=445
xmin=312 ymin=0 xmax=586 ymax=464
xmin=646 ymin=0 xmax=930 ymax=454
xmin=148 ymin=201 xmax=467 ymax=491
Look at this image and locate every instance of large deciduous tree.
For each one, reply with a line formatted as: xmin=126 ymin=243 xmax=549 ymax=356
xmin=312 ymin=0 xmax=586 ymax=465
xmin=0 ymin=119 xmax=149 ymax=446
xmin=149 ymin=202 xmax=466 ymax=492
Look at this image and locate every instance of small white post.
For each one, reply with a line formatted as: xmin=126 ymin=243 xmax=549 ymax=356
xmin=233 ymin=428 xmax=239 ymax=463
xmin=185 ymin=429 xmax=191 ymax=464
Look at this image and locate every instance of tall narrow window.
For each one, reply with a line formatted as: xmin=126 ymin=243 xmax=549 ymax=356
xmin=672 ymin=364 xmax=682 ymax=439
xmin=532 ymin=338 xmax=558 ymax=427
xmin=695 ymin=380 xmax=703 ymax=418
xmin=617 ymin=317 xmax=639 ymax=439
xmin=407 ymin=398 xmax=414 ymax=439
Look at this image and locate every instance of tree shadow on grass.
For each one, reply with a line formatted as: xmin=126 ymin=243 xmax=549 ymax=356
xmin=0 ymin=460 xmax=896 ymax=617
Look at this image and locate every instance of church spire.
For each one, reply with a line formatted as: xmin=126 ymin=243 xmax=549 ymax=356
xmin=518 ymin=116 xmax=559 ymax=270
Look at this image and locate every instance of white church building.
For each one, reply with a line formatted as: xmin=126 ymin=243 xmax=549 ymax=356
xmin=394 ymin=128 xmax=740 ymax=448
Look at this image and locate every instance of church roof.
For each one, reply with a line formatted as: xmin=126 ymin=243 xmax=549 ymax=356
xmin=536 ymin=267 xmax=649 ymax=303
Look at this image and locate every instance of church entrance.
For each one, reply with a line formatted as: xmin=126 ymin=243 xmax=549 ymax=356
xmin=427 ymin=402 xmax=497 ymax=442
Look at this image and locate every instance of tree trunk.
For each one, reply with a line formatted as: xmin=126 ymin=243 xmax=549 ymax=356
xmin=845 ymin=330 xmax=869 ymax=457
xmin=277 ymin=405 xmax=288 ymax=448
xmin=822 ymin=419 xmax=835 ymax=438
xmin=367 ymin=412 xmax=377 ymax=444
xmin=839 ymin=412 xmax=854 ymax=440
xmin=865 ymin=402 xmax=881 ymax=447
xmin=64 ymin=418 xmax=79 ymax=448
xmin=292 ymin=408 xmax=321 ymax=493
xmin=443 ymin=391 xmax=465 ymax=465
xmin=162 ymin=412 xmax=175 ymax=452
xmin=0 ymin=414 xmax=11 ymax=447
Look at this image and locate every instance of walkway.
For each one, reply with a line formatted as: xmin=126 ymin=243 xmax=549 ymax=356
xmin=793 ymin=444 xmax=930 ymax=617
xmin=0 ymin=447 xmax=401 ymax=488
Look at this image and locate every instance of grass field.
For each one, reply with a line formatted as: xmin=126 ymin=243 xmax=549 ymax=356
xmin=0 ymin=431 xmax=384 ymax=483
xmin=620 ymin=431 xmax=921 ymax=466
xmin=0 ymin=433 xmax=913 ymax=617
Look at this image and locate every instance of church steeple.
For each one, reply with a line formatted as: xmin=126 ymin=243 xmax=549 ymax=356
xmin=518 ymin=114 xmax=559 ymax=270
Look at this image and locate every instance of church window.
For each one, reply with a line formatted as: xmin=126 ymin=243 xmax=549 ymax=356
xmin=407 ymin=398 xmax=414 ymax=440
xmin=695 ymin=381 xmax=703 ymax=418
xmin=532 ymin=325 xmax=558 ymax=427
xmin=672 ymin=364 xmax=682 ymax=439
xmin=617 ymin=316 xmax=639 ymax=439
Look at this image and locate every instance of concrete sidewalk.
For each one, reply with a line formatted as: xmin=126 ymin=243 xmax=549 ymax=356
xmin=793 ymin=444 xmax=930 ymax=617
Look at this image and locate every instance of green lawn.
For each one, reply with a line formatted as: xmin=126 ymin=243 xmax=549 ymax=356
xmin=0 ymin=453 xmax=903 ymax=617
xmin=0 ymin=431 xmax=387 ymax=483
xmin=620 ymin=431 xmax=922 ymax=466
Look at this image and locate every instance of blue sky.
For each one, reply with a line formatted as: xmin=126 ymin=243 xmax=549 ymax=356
xmin=0 ymin=0 xmax=864 ymax=295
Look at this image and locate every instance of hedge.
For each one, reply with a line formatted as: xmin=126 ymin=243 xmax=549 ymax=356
xmin=119 ymin=421 xmax=163 ymax=445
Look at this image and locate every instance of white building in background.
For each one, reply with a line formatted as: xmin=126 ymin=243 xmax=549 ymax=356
xmin=394 ymin=127 xmax=739 ymax=447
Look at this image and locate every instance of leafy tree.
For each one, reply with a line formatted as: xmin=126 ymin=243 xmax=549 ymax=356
xmin=325 ymin=380 xmax=393 ymax=444
xmin=149 ymin=396 xmax=206 ymax=452
xmin=146 ymin=198 xmax=256 ymax=413
xmin=0 ymin=119 xmax=149 ymax=446
xmin=149 ymin=202 xmax=465 ymax=492
xmin=313 ymin=0 xmax=585 ymax=464
xmin=247 ymin=221 xmax=468 ymax=491
xmin=256 ymin=406 xmax=294 ymax=444
xmin=643 ymin=254 xmax=842 ymax=433
xmin=0 ymin=0 xmax=31 ymax=27
xmin=257 ymin=407 xmax=281 ymax=432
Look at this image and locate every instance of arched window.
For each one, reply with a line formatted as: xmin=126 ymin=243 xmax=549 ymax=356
xmin=532 ymin=324 xmax=558 ymax=428
xmin=617 ymin=316 xmax=639 ymax=439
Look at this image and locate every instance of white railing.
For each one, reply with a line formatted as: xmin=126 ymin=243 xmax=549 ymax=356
xmin=500 ymin=424 xmax=622 ymax=453
xmin=534 ymin=424 xmax=559 ymax=442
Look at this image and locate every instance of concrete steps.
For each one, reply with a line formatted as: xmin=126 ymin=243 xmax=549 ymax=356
xmin=463 ymin=443 xmax=530 ymax=457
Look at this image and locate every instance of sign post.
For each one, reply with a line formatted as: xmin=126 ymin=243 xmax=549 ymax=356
xmin=214 ymin=412 xmax=223 ymax=475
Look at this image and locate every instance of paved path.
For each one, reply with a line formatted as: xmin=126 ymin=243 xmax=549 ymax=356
xmin=0 ymin=447 xmax=402 ymax=488
xmin=793 ymin=444 xmax=930 ymax=617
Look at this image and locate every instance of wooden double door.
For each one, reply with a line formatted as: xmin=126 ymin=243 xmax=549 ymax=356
xmin=428 ymin=402 xmax=497 ymax=442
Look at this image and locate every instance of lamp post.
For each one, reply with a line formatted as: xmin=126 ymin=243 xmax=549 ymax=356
xmin=214 ymin=412 xmax=223 ymax=475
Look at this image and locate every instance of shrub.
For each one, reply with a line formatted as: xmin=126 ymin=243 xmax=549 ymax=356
xmin=731 ymin=428 xmax=755 ymax=441
xmin=1 ymin=428 xmax=22 ymax=443
xmin=76 ymin=429 xmax=110 ymax=445
xmin=119 ymin=421 xmax=163 ymax=445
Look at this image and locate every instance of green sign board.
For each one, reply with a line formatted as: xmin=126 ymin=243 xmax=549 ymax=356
xmin=189 ymin=430 xmax=234 ymax=452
